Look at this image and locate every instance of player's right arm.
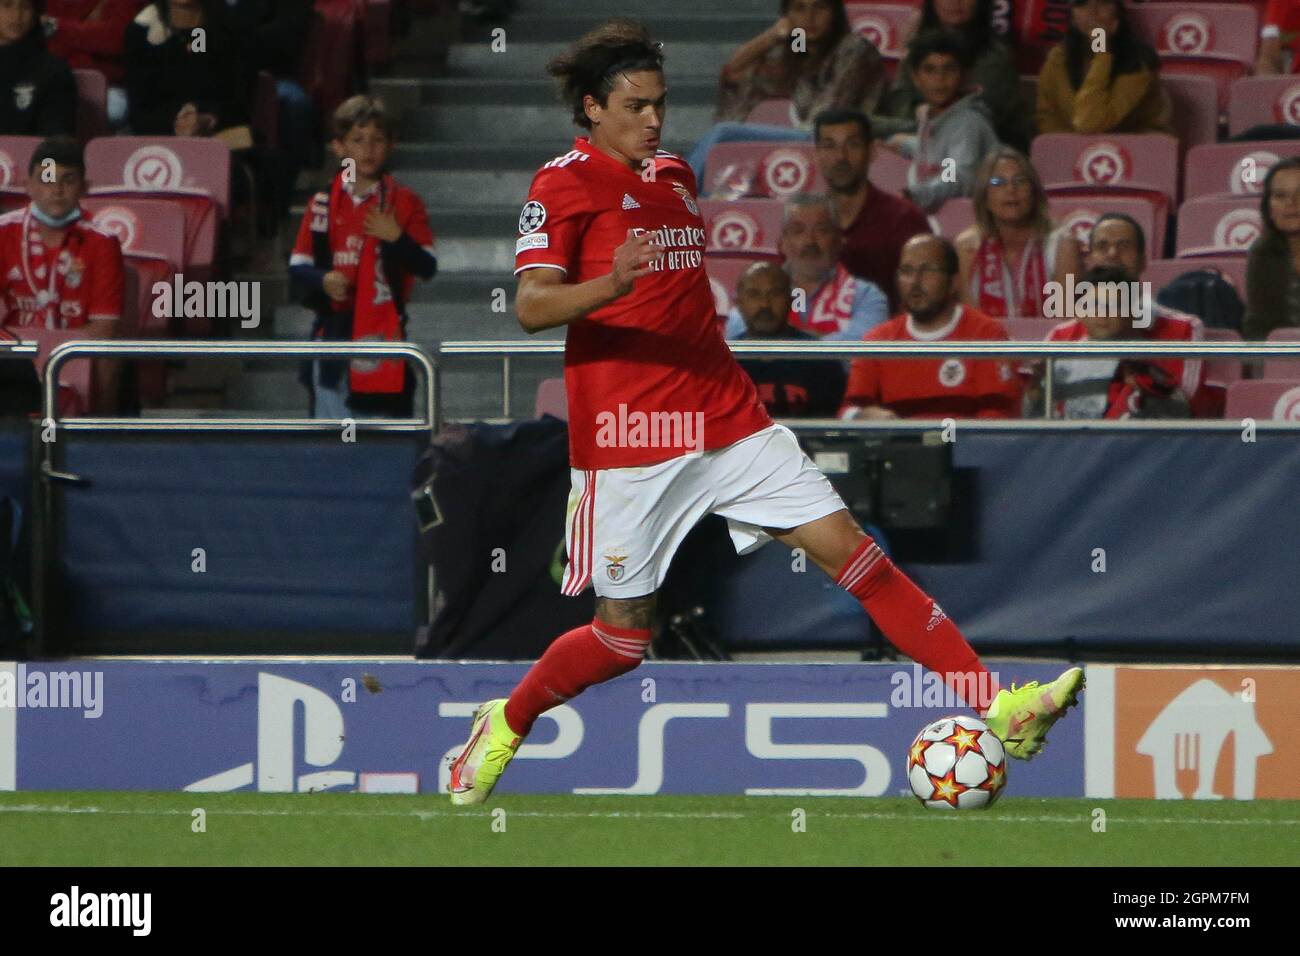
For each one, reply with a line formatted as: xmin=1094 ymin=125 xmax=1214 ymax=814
xmin=516 ymin=229 xmax=660 ymax=333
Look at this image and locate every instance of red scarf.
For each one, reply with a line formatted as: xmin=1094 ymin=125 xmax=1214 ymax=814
xmin=972 ymin=233 xmax=1047 ymax=319
xmin=328 ymin=172 xmax=405 ymax=394
xmin=20 ymin=206 xmax=86 ymax=330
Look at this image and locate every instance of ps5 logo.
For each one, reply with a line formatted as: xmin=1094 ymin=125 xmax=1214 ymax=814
xmin=185 ymin=674 xmax=356 ymax=792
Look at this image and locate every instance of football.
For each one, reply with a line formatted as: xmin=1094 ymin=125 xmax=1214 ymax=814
xmin=907 ymin=715 xmax=1008 ymax=810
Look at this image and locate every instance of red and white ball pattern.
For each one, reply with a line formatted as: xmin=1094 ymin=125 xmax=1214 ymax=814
xmin=907 ymin=715 xmax=1007 ymax=810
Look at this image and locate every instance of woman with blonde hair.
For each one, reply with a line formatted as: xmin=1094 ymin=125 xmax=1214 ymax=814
xmin=955 ymin=147 xmax=1081 ymax=318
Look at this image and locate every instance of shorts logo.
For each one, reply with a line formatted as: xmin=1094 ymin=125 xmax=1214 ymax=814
xmin=605 ymin=553 xmax=627 ymax=582
xmin=519 ymin=201 xmax=547 ymax=234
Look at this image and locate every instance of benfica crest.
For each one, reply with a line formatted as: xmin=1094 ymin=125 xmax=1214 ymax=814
xmin=605 ymin=553 xmax=627 ymax=582
xmin=672 ymin=183 xmax=699 ymax=217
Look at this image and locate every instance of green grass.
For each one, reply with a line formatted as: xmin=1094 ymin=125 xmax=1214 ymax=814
xmin=1 ymin=793 xmax=1298 ymax=866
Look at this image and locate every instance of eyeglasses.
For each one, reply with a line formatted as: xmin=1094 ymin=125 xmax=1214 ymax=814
xmin=897 ymin=264 xmax=949 ymax=279
xmin=988 ymin=176 xmax=1031 ymax=188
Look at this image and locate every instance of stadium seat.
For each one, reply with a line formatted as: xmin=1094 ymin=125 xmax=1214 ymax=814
xmin=1128 ymin=4 xmax=1258 ymax=110
xmin=1047 ymin=195 xmax=1163 ymax=258
xmin=8 ymin=326 xmax=93 ymax=417
xmin=534 ymin=378 xmax=567 ymax=420
xmin=1264 ymin=328 xmax=1300 ymax=379
xmin=85 ymin=137 xmax=232 ymax=282
xmin=1031 ymin=133 xmax=1179 ymax=206
xmin=1144 ymin=256 xmax=1247 ymax=297
xmin=745 ymin=99 xmax=796 ymax=127
xmin=703 ymin=141 xmax=820 ymax=199
xmin=704 ymin=257 xmax=763 ymax=317
xmin=846 ymin=3 xmax=916 ymax=77
xmin=1201 ymin=326 xmax=1245 ymax=390
xmin=699 ymin=199 xmax=784 ymax=257
xmin=929 ymin=196 xmax=974 ymax=237
xmin=1224 ymin=379 xmax=1300 ymax=418
xmin=0 ymin=136 xmax=40 ymax=203
xmin=72 ymin=69 xmax=109 ymax=142
xmin=1184 ymin=141 xmax=1300 ymax=200
xmin=1001 ymin=317 xmax=1061 ymax=339
xmin=81 ymin=196 xmax=186 ymax=273
xmin=1227 ymin=75 xmax=1300 ymax=136
xmin=1175 ymin=196 xmax=1262 ymax=256
xmin=1162 ymin=74 xmax=1220 ymax=149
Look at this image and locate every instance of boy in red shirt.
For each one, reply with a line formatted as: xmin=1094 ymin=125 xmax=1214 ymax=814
xmin=289 ymin=95 xmax=436 ymax=418
xmin=841 ymin=234 xmax=1021 ymax=420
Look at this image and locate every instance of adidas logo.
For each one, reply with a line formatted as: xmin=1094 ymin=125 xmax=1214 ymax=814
xmin=925 ymin=601 xmax=947 ymax=632
xmin=621 ymin=193 xmax=641 ymax=210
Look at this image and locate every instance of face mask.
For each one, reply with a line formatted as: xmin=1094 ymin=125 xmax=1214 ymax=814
xmin=30 ymin=204 xmax=82 ymax=229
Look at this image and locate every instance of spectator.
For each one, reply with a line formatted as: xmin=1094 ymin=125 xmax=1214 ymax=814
xmin=886 ymin=31 xmax=999 ymax=214
xmin=0 ymin=137 xmax=122 ymax=411
xmin=0 ymin=0 xmax=76 ymax=136
xmin=1245 ymin=157 xmax=1300 ymax=340
xmin=956 ymin=147 xmax=1082 ymax=317
xmin=730 ymin=261 xmax=847 ymax=417
xmin=723 ymin=194 xmax=888 ymax=341
xmin=289 ymin=96 xmax=437 ymax=420
xmin=124 ymin=0 xmax=249 ymax=136
xmin=814 ymin=108 xmax=931 ymax=311
xmin=840 ymin=234 xmax=1020 ymax=419
xmin=1257 ymin=0 xmax=1300 ymax=74
xmin=873 ymin=0 xmax=1030 ymax=150
xmin=1038 ymin=264 xmax=1205 ymax=419
xmin=43 ymin=1 xmax=144 ymax=129
xmin=1035 ymin=0 xmax=1172 ymax=136
xmin=223 ymin=0 xmax=315 ymax=175
xmin=688 ymin=0 xmax=886 ymax=183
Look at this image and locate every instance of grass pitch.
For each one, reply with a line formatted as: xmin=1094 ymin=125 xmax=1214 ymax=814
xmin=2 ymin=792 xmax=1298 ymax=866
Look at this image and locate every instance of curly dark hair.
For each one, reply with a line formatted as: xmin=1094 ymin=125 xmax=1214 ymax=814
xmin=547 ymin=19 xmax=665 ymax=130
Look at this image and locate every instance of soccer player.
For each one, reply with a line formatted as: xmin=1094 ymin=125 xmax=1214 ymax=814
xmin=0 ymin=136 xmax=122 ymax=412
xmin=448 ymin=19 xmax=1083 ymax=805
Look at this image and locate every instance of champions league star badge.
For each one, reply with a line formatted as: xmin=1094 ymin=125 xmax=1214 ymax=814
xmin=519 ymin=201 xmax=546 ymax=234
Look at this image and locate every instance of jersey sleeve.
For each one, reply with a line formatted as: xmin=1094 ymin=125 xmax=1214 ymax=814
xmin=513 ymin=167 xmax=590 ymax=276
xmin=398 ymin=191 xmax=436 ymax=253
xmin=87 ymin=234 xmax=125 ymax=323
xmin=289 ymin=193 xmax=325 ymax=268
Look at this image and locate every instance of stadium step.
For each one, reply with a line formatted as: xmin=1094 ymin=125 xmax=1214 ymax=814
xmin=464 ymin=11 xmax=773 ymax=44
xmin=401 ymin=101 xmax=713 ymax=147
xmin=446 ymin=41 xmax=739 ymax=81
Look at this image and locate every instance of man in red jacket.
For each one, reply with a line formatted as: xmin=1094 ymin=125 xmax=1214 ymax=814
xmin=840 ymin=234 xmax=1022 ymax=420
xmin=42 ymin=1 xmax=144 ymax=127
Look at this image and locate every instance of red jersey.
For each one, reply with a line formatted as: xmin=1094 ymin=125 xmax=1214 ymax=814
xmin=290 ymin=177 xmax=435 ymax=314
xmin=1263 ymin=0 xmax=1300 ymax=72
xmin=841 ymin=305 xmax=1022 ymax=419
xmin=0 ymin=205 xmax=124 ymax=330
xmin=1045 ymin=308 xmax=1206 ymax=418
xmin=514 ymin=137 xmax=771 ymax=469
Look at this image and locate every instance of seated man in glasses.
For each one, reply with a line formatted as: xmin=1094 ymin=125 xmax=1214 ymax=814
xmin=839 ymin=234 xmax=1021 ymax=420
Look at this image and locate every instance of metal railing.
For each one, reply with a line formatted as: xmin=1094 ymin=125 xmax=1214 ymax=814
xmin=438 ymin=339 xmax=1300 ymax=426
xmin=0 ymin=343 xmax=40 ymax=358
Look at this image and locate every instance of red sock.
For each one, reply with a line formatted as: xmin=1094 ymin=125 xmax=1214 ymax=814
xmin=836 ymin=537 xmax=999 ymax=713
xmin=504 ymin=618 xmax=651 ymax=736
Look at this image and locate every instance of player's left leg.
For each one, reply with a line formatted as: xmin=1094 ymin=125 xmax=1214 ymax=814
xmin=770 ymin=509 xmax=1083 ymax=759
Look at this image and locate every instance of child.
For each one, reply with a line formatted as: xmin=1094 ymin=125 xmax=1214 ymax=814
xmin=888 ymin=31 xmax=1000 ymax=214
xmin=289 ymin=95 xmax=437 ymax=418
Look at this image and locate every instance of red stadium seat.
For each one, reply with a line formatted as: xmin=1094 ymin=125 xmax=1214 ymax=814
xmin=0 ymin=136 xmax=40 ymax=199
xmin=1047 ymin=195 xmax=1163 ymax=259
xmin=745 ymin=99 xmax=797 ymax=127
xmin=1002 ymin=317 xmax=1061 ymax=340
xmin=1184 ymin=141 xmax=1300 ymax=200
xmin=80 ymin=197 xmax=186 ymax=273
xmin=1224 ymin=379 xmax=1300 ymax=418
xmin=1143 ymin=256 xmax=1247 ymax=296
xmin=1264 ymin=328 xmax=1300 ymax=379
xmin=698 ymin=199 xmax=784 ymax=257
xmin=1031 ymin=133 xmax=1179 ymax=205
xmin=847 ymin=3 xmax=916 ymax=76
xmin=1227 ymin=75 xmax=1300 ymax=136
xmin=1128 ymin=4 xmax=1257 ymax=109
xmin=1201 ymin=326 xmax=1245 ymax=390
xmin=72 ymin=69 xmax=109 ymax=141
xmin=534 ymin=378 xmax=568 ymax=420
xmin=1175 ymin=196 xmax=1262 ymax=255
xmin=703 ymin=142 xmax=821 ymax=199
xmin=8 ymin=326 xmax=93 ymax=417
xmin=704 ymin=257 xmax=764 ymax=317
xmin=86 ymin=137 xmax=231 ymax=281
xmin=929 ymin=196 xmax=974 ymax=237
xmin=870 ymin=144 xmax=911 ymax=197
xmin=1162 ymin=74 xmax=1220 ymax=148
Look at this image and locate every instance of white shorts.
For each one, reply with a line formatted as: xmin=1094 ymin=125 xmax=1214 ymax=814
xmin=561 ymin=423 xmax=847 ymax=598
